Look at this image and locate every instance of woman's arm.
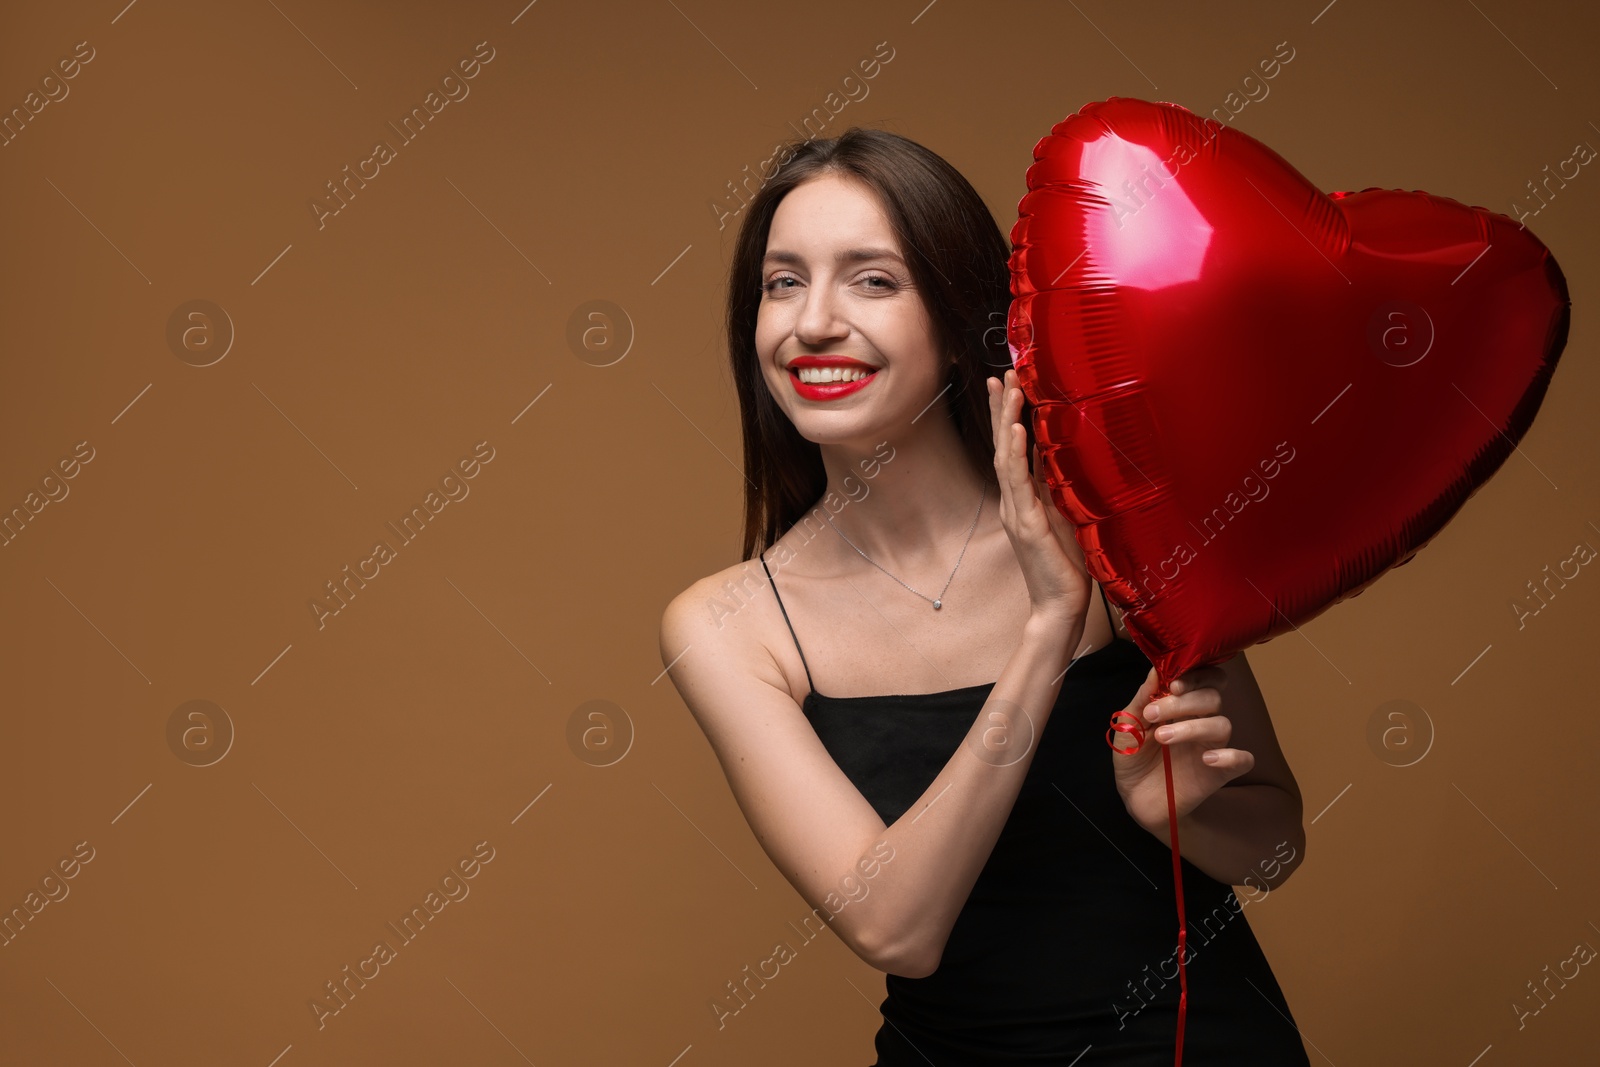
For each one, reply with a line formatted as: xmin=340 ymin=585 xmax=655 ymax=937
xmin=662 ymin=373 xmax=1097 ymax=978
xmin=660 ymin=586 xmax=1083 ymax=978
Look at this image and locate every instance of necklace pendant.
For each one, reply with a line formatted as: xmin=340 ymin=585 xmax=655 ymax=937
xmin=932 ymin=599 xmax=942 ymax=610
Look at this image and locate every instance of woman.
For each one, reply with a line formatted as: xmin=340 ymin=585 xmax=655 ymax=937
xmin=660 ymin=127 xmax=1311 ymax=1065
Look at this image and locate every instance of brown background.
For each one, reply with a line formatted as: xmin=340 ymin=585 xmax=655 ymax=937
xmin=2 ymin=1 xmax=1597 ymax=1064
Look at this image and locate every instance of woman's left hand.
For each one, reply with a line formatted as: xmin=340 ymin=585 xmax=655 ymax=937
xmin=1111 ymin=660 xmax=1256 ymax=835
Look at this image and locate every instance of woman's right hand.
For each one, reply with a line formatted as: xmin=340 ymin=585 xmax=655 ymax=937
xmin=987 ymin=369 xmax=1092 ymax=632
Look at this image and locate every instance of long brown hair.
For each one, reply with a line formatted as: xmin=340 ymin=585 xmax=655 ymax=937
xmin=728 ymin=127 xmax=1016 ymax=562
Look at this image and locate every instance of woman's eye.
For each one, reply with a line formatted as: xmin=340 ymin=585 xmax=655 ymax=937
xmin=761 ymin=276 xmax=799 ymax=294
xmin=859 ymin=274 xmax=898 ymax=291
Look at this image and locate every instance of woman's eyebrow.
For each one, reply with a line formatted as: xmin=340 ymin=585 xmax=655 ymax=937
xmin=762 ymin=247 xmax=906 ymax=266
xmin=839 ymin=247 xmax=906 ymax=265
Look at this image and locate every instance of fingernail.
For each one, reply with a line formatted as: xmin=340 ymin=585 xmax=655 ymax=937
xmin=1144 ymin=703 xmax=1160 ymax=722
xmin=1202 ymin=752 xmax=1220 ymax=765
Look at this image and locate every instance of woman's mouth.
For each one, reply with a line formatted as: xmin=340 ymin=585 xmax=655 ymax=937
xmin=788 ymin=362 xmax=878 ymax=401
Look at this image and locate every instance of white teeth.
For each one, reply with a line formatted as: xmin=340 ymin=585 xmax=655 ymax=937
xmin=795 ymin=366 xmax=873 ymax=384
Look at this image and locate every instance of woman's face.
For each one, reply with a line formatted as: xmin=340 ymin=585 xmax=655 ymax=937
xmin=755 ymin=172 xmax=946 ymax=444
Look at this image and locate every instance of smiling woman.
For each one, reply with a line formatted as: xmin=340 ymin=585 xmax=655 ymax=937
xmin=661 ymin=127 xmax=1309 ymax=1064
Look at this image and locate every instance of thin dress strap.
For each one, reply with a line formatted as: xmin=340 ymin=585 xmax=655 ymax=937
xmin=1099 ymin=582 xmax=1119 ymax=639
xmin=761 ymin=553 xmax=816 ymax=694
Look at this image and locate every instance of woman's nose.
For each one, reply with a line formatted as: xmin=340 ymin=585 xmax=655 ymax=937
xmin=794 ymin=283 xmax=848 ymax=345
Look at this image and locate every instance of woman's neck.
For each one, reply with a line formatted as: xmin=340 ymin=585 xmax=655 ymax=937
xmin=812 ymin=421 xmax=994 ymax=574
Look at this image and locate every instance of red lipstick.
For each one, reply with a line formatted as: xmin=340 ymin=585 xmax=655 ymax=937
xmin=786 ymin=355 xmax=878 ymax=401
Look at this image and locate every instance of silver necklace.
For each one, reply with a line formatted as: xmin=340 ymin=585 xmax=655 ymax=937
xmin=822 ymin=485 xmax=988 ymax=610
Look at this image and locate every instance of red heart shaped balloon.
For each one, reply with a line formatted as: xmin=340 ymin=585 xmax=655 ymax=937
xmin=1008 ymin=97 xmax=1570 ymax=688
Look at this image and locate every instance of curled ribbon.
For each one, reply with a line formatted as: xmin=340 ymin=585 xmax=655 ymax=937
xmin=1106 ymin=709 xmax=1147 ymax=754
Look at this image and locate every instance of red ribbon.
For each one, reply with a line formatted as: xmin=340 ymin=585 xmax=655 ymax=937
xmin=1108 ymin=701 xmax=1188 ymax=1067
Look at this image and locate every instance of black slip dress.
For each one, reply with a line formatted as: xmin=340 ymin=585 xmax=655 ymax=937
xmin=760 ymin=554 xmax=1311 ymax=1066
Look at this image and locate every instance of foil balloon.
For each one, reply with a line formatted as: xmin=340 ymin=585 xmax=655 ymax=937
xmin=1008 ymin=97 xmax=1571 ymax=690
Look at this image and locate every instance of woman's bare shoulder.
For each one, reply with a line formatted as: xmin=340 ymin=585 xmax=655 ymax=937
xmin=662 ymin=556 xmax=780 ymax=635
xmin=659 ymin=556 xmax=791 ymax=700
